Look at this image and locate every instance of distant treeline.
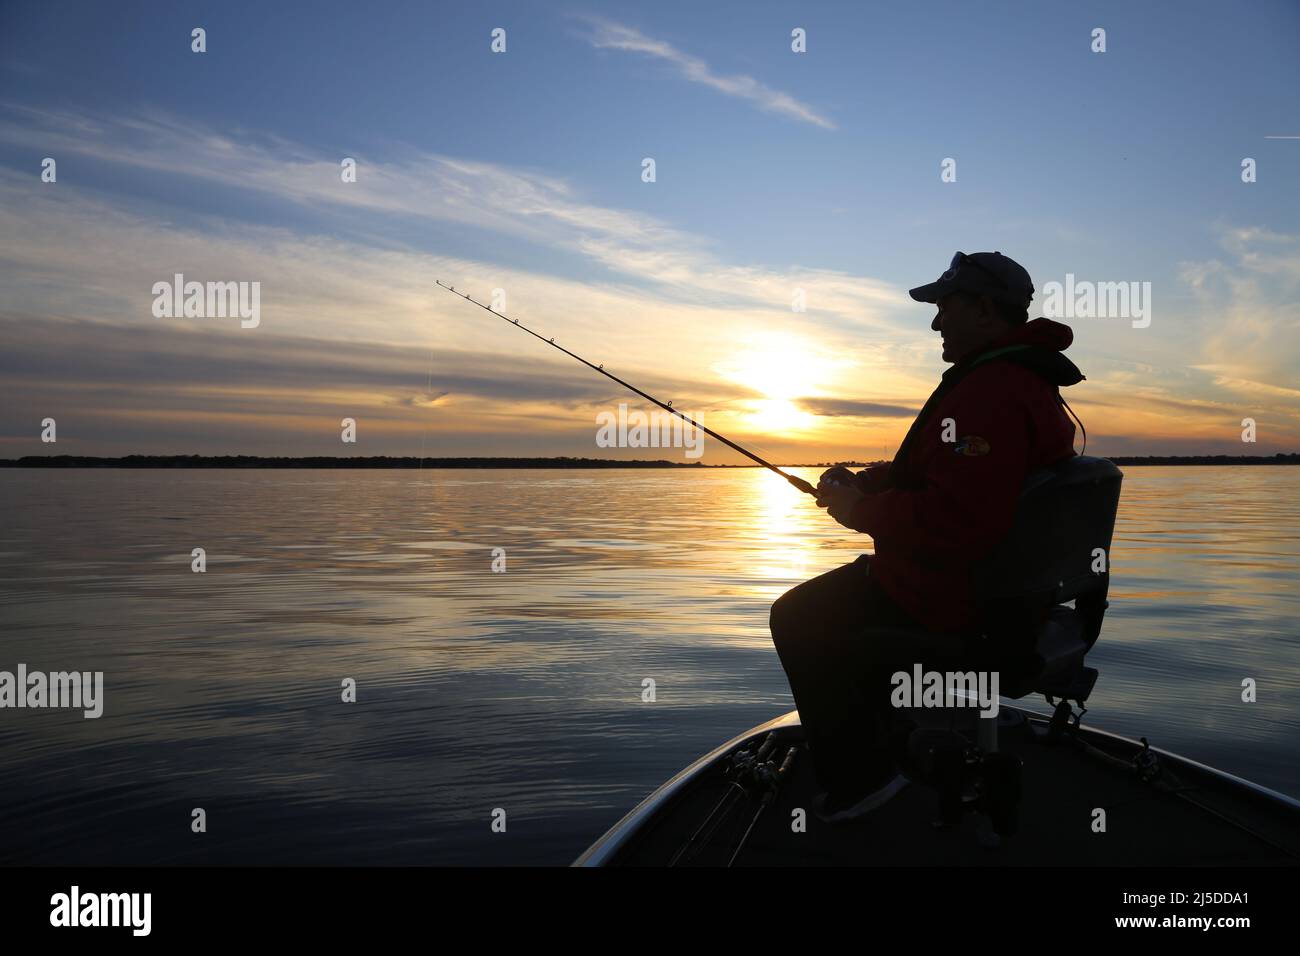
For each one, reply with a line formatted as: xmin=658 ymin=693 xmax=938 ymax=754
xmin=808 ymin=455 xmax=1300 ymax=467
xmin=0 ymin=455 xmax=711 ymax=469
xmin=3 ymin=453 xmax=1298 ymax=468
xmin=1104 ymin=454 xmax=1300 ymax=466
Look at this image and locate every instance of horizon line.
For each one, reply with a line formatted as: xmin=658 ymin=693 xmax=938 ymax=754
xmin=3 ymin=453 xmax=1299 ymax=469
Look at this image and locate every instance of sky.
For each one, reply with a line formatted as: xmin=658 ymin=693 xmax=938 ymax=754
xmin=1 ymin=0 xmax=1298 ymax=462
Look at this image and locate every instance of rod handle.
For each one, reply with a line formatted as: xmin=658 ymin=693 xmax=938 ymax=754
xmin=786 ymin=474 xmax=817 ymax=496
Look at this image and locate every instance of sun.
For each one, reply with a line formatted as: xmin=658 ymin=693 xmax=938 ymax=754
xmin=714 ymin=334 xmax=837 ymax=432
xmin=747 ymin=398 xmax=816 ymax=432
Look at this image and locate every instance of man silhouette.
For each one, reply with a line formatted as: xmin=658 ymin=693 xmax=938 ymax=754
xmin=770 ymin=251 xmax=1083 ymax=823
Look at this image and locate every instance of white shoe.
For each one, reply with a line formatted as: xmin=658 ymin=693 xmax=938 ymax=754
xmin=813 ymin=773 xmax=910 ymax=823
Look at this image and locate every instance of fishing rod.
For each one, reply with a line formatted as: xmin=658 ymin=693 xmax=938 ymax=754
xmin=435 ymin=280 xmax=819 ymax=496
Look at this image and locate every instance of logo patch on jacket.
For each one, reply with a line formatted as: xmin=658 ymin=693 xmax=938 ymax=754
xmin=955 ymin=435 xmax=990 ymax=456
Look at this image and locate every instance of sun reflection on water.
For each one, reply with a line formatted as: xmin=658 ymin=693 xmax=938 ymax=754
xmin=748 ymin=467 xmax=824 ymax=587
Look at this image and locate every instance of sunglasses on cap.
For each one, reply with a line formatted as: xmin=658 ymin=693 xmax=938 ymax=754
xmin=939 ymin=251 xmax=1009 ymax=292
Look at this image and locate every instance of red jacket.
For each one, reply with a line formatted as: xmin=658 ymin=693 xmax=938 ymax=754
xmin=847 ymin=318 xmax=1081 ymax=633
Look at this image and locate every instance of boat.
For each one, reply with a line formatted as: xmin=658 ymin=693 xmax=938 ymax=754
xmin=574 ymin=704 xmax=1300 ymax=866
xmin=574 ymin=456 xmax=1300 ymax=866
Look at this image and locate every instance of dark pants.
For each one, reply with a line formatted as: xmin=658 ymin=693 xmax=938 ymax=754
xmin=769 ymin=554 xmax=929 ymax=794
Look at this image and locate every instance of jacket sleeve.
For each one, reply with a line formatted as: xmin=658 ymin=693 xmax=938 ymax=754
xmin=846 ymin=372 xmax=1033 ymax=560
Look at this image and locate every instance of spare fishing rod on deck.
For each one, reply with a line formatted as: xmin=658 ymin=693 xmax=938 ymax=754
xmin=435 ymin=280 xmax=820 ymax=497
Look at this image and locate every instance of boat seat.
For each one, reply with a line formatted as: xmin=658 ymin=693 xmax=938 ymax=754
xmin=863 ymin=455 xmax=1123 ymax=716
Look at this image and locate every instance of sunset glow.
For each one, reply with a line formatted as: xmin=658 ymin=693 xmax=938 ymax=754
xmin=0 ymin=5 xmax=1297 ymax=463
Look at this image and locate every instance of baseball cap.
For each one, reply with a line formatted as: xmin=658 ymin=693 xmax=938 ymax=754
xmin=909 ymin=251 xmax=1034 ymax=309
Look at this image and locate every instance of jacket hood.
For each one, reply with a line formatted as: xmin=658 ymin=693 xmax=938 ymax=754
xmin=999 ymin=317 xmax=1074 ymax=352
xmin=979 ymin=317 xmax=1083 ymax=387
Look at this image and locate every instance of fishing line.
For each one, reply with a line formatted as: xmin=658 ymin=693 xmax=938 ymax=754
xmin=1061 ymin=396 xmax=1087 ymax=455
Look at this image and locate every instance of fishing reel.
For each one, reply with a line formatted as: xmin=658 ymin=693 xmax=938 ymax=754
xmin=817 ymin=463 xmax=857 ymax=487
xmin=670 ymin=733 xmax=800 ymax=867
xmin=723 ymin=733 xmax=785 ymax=790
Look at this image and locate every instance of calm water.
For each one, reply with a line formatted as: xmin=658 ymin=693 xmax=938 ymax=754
xmin=1 ymin=466 xmax=1297 ymax=864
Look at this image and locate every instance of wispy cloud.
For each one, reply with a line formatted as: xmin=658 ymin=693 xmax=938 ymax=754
xmin=1178 ymin=224 xmax=1300 ymax=391
xmin=797 ymin=398 xmax=916 ymax=418
xmin=574 ymin=16 xmax=836 ymax=130
xmin=0 ymin=107 xmax=889 ymax=329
